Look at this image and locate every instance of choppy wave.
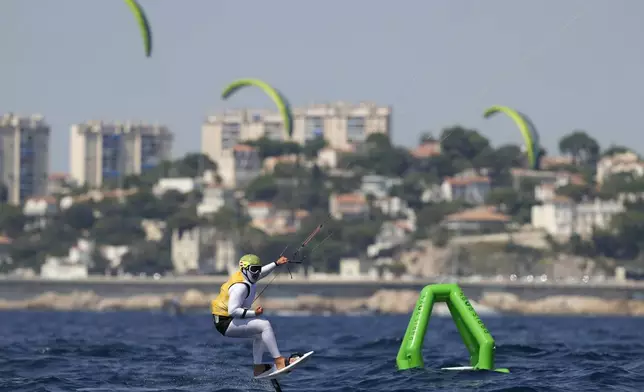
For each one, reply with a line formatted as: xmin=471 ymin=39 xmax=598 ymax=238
xmin=2 ymin=311 xmax=644 ymax=391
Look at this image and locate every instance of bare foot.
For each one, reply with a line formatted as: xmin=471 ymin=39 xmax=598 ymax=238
xmin=273 ymin=356 xmax=287 ymax=370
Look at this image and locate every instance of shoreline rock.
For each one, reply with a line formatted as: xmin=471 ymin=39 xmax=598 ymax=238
xmin=0 ymin=289 xmax=643 ymax=316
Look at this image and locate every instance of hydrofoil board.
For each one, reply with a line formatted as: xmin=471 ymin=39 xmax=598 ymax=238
xmin=441 ymin=365 xmax=510 ymax=373
xmin=442 ymin=366 xmax=475 ymax=371
xmin=254 ymin=351 xmax=314 ymax=380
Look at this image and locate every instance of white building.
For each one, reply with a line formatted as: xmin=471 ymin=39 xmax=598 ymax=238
xmin=316 ymin=148 xmax=340 ymax=169
xmin=202 ymin=101 xmax=391 ymax=163
xmin=367 ymin=220 xmax=413 ymax=258
xmin=0 ymin=113 xmax=50 ymax=204
xmin=534 ymin=183 xmax=556 ymax=203
xmin=48 ymin=173 xmax=77 ymax=196
xmin=361 ymin=175 xmax=402 ymax=199
xmin=197 ymin=186 xmax=237 ymax=216
xmin=441 ymin=176 xmax=491 ymax=205
xmin=338 ymin=257 xmax=395 ymax=280
xmin=596 ymin=152 xmax=644 ymax=185
xmin=531 ymin=197 xmax=625 ymax=238
xmin=171 ymin=227 xmax=239 ymax=275
xmin=152 ymin=177 xmax=200 ymax=196
xmin=40 ymin=239 xmax=95 ymax=279
xmin=217 ymin=144 xmax=262 ymax=189
xmin=41 ymin=257 xmax=89 ymax=279
xmin=329 ymin=193 xmax=369 ymax=220
xmin=70 ymin=121 xmax=173 ymax=188
xmin=510 ymin=168 xmax=584 ymax=191
xmin=374 ymin=196 xmax=412 ymax=218
xmin=23 ymin=196 xmax=58 ymax=230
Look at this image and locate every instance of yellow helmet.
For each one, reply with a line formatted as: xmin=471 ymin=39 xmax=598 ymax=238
xmin=239 ymin=254 xmax=262 ymax=283
xmin=239 ymin=254 xmax=261 ymax=270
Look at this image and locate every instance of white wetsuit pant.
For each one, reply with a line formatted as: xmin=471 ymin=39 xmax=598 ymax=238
xmin=225 ymin=318 xmax=281 ymax=364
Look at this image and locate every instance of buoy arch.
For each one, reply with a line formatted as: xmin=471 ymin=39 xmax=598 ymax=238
xmin=396 ymin=283 xmax=509 ymax=373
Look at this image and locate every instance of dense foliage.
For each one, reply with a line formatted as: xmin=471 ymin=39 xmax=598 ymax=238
xmin=1 ymin=127 xmax=643 ymax=276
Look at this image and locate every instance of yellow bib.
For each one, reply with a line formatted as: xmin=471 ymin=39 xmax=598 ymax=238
xmin=211 ymin=271 xmax=248 ymax=316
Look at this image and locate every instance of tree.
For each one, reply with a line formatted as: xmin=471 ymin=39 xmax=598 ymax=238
xmin=8 ymin=235 xmax=44 ymax=270
xmin=39 ymin=223 xmax=78 ymax=257
xmin=176 ymin=153 xmax=218 ymax=177
xmin=365 ymin=133 xmax=391 ymax=150
xmin=439 ymin=126 xmax=491 ymax=163
xmin=60 ymin=203 xmax=96 ymax=232
xmin=326 ymin=172 xmax=361 ymax=194
xmin=556 ymin=184 xmax=593 ymax=202
xmin=122 ymin=240 xmax=173 ymax=274
xmin=91 ymin=216 xmax=145 ymax=246
xmin=166 ymin=207 xmax=202 ymax=234
xmin=558 ymin=130 xmax=600 ymax=166
xmin=389 ymin=172 xmax=431 ymax=211
xmin=302 ymin=136 xmax=328 ymax=159
xmin=486 ymin=187 xmax=537 ymax=224
xmin=487 ymin=144 xmax=524 ymax=186
xmin=203 ymin=205 xmax=251 ymax=247
xmin=602 ymin=145 xmax=631 ymax=157
xmin=245 ymin=175 xmax=279 ymax=202
xmin=0 ymin=205 xmax=26 ymax=238
xmin=238 ymin=227 xmax=269 ymax=255
xmin=415 ymin=201 xmax=467 ymax=238
xmin=431 ymin=226 xmax=450 ymax=248
xmin=340 ymin=221 xmax=382 ymax=251
xmin=591 ymin=229 xmax=638 ymax=260
xmin=601 ymin=173 xmax=644 ymax=195
xmin=242 ymin=137 xmax=301 ymax=159
xmin=89 ymin=248 xmax=111 ymax=275
xmin=336 ymin=134 xmax=414 ymax=177
xmin=388 ymin=261 xmax=407 ymax=277
xmin=418 ymin=132 xmax=436 ymax=144
xmin=416 ymin=154 xmax=461 ymax=180
xmin=121 ymin=153 xmax=217 ymax=190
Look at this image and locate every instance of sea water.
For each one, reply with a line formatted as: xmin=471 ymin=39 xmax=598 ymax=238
xmin=1 ymin=310 xmax=644 ymax=391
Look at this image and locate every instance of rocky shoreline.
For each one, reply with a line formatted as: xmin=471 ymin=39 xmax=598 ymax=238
xmin=1 ymin=289 xmax=644 ymax=316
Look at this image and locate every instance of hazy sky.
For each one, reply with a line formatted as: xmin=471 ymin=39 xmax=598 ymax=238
xmin=1 ymin=0 xmax=643 ymax=172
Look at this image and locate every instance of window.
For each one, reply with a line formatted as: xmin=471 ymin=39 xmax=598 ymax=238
xmin=222 ymin=123 xmax=240 ymax=149
xmin=141 ymin=135 xmax=159 ymax=170
xmin=346 ymin=116 xmax=365 ymax=143
xmin=264 ymin=122 xmax=282 ymax=140
xmin=305 ymin=116 xmax=324 ymax=140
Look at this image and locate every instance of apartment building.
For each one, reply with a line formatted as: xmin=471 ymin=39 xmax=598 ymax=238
xmin=531 ymin=197 xmax=625 ymax=238
xmin=70 ymin=121 xmax=173 ymax=188
xmin=202 ymin=101 xmax=391 ymax=163
xmin=0 ymin=113 xmax=50 ymax=204
xmin=596 ymin=151 xmax=644 ymax=185
xmin=217 ymin=144 xmax=262 ymax=189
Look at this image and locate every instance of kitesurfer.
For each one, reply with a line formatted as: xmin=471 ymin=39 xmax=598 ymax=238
xmin=211 ymin=254 xmax=299 ymax=376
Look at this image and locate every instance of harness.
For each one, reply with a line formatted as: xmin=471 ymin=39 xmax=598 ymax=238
xmin=213 ymin=282 xmax=253 ymax=335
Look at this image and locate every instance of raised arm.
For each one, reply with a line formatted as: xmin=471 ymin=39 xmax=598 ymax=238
xmin=227 ymin=283 xmax=256 ymax=318
xmin=259 ymin=260 xmax=278 ymax=279
xmin=259 ymin=256 xmax=289 ymax=279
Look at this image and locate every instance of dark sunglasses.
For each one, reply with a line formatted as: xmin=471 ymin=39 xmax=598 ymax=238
xmin=248 ymin=265 xmax=262 ymax=273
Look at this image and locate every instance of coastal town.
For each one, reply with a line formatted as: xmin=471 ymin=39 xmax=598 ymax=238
xmin=1 ymin=102 xmax=643 ymax=290
xmin=5 ymin=4 xmax=644 ymax=392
